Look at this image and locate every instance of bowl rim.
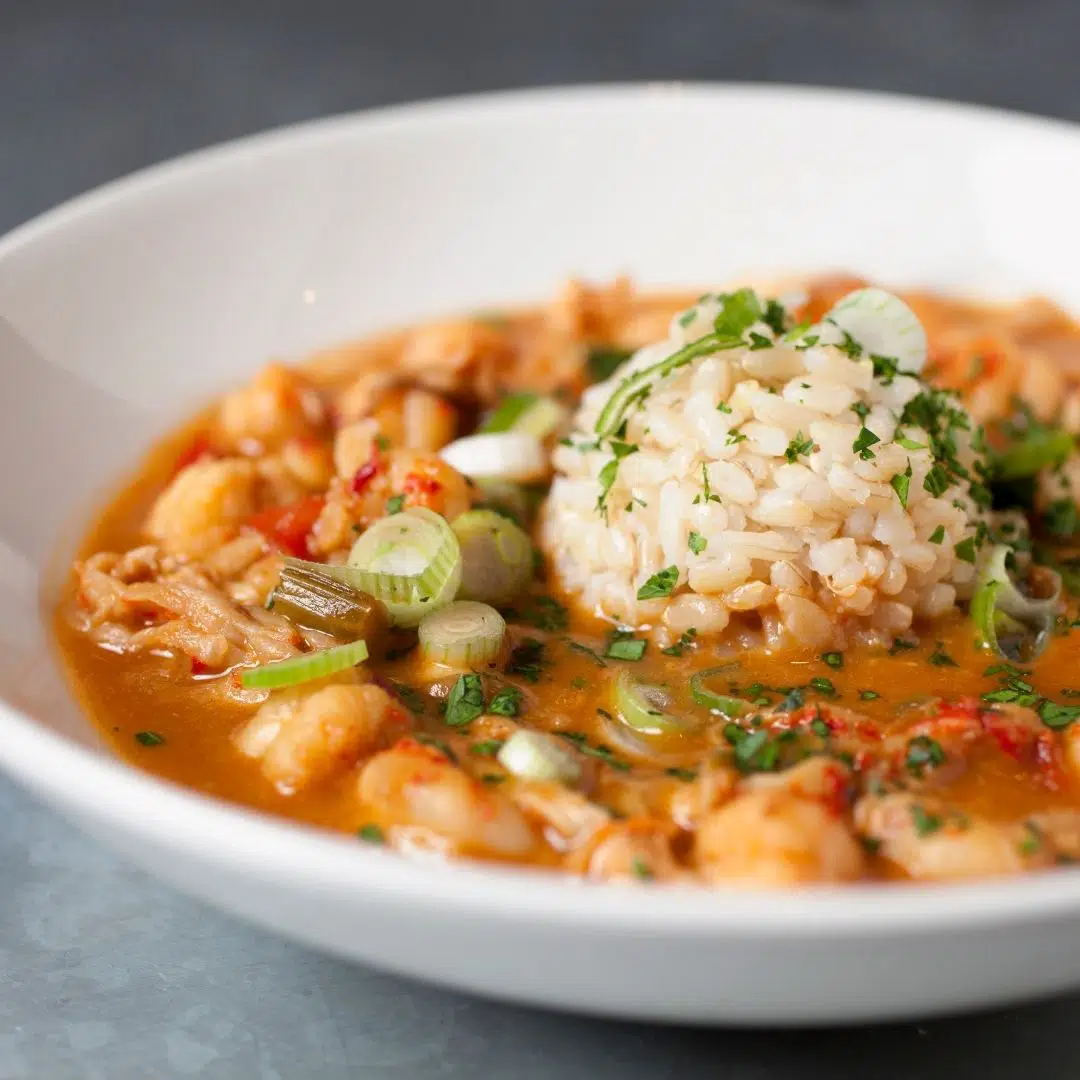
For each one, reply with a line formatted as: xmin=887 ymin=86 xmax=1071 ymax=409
xmin=8 ymin=80 xmax=1080 ymax=936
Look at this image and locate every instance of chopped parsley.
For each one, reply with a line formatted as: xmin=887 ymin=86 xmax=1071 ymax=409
xmin=928 ymin=525 xmax=946 ymax=544
xmin=808 ymin=676 xmax=838 ymax=698
xmin=1019 ymin=821 xmax=1043 ymax=856
xmin=665 ymin=766 xmax=698 ymax=781
xmin=357 ymin=824 xmax=386 ymax=844
xmin=821 ymin=651 xmax=843 ymax=670
xmin=134 ymin=730 xmax=165 ymax=747
xmin=566 ymin=639 xmax=607 ymax=667
xmin=888 ymin=638 xmax=918 ymax=655
xmin=385 ymin=494 xmax=405 ymax=515
xmin=953 ymin=537 xmax=977 ymax=564
xmin=890 ymin=460 xmax=913 ymax=509
xmin=895 ymin=433 xmax=927 ymax=450
xmin=712 ymin=287 xmax=763 ymax=337
xmin=911 ymin=804 xmax=943 ymax=838
xmin=859 ymin=689 xmax=881 ymax=701
xmin=557 ymin=731 xmax=631 ymax=771
xmin=851 ymin=401 xmax=870 ymax=422
xmin=470 ymin=739 xmax=505 ymax=757
xmin=605 ymin=631 xmax=647 ymax=661
xmin=630 ymin=857 xmax=654 ymax=880
xmin=413 ymin=732 xmax=457 ymax=762
xmin=513 ymin=595 xmax=568 ymax=632
xmin=374 ymin=434 xmax=391 ymax=452
xmin=569 ymin=676 xmax=588 ymax=690
xmin=487 ymin=687 xmax=523 ymax=717
xmin=688 ymin=530 xmax=708 ymax=555
xmin=1039 ymin=700 xmax=1080 ymax=729
xmin=445 ymin=674 xmax=486 ymax=727
xmin=596 ymin=440 xmax=639 ymax=515
xmin=784 ymin=431 xmax=815 ymax=463
xmin=637 ymin=565 xmax=679 ymax=600
xmin=693 ymin=462 xmax=722 ymax=505
xmin=726 ymin=426 xmax=747 ymax=446
xmin=852 ymin=426 xmax=881 ymax=460
xmin=810 ymin=717 xmax=832 ymax=739
xmin=716 ymin=401 xmax=733 ymax=414
xmin=905 ymin=735 xmax=946 ymax=776
xmin=923 ymin=464 xmax=951 ymax=498
xmin=661 ymin=628 xmax=698 ymax=657
xmin=507 ymin=638 xmax=547 ymax=682
xmin=927 ymin=642 xmax=958 ymax=667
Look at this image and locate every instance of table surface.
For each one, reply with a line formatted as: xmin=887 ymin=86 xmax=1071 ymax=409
xmin=6 ymin=2 xmax=1080 ymax=1076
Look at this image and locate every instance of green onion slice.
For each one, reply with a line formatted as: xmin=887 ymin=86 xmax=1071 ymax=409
xmin=452 ymin=509 xmax=533 ymax=606
xmin=269 ymin=564 xmax=388 ymax=639
xmin=473 ymin=479 xmax=530 ymax=524
xmin=991 ymin=427 xmax=1075 ymax=481
xmin=689 ymin=666 xmax=752 ymax=716
xmin=612 ymin=671 xmax=698 ymax=742
xmin=440 ymin=432 xmax=548 ymax=483
xmin=497 ymin=729 xmax=581 ymax=784
xmin=594 ymin=332 xmax=743 ymax=438
xmin=332 ymin=507 xmax=462 ymax=627
xmin=418 ymin=600 xmax=507 ymax=668
xmin=823 ymin=288 xmax=927 ymax=374
xmin=240 ymin=639 xmax=369 ymax=690
xmin=480 ymin=393 xmax=568 ymax=440
xmin=971 ymin=544 xmax=1061 ymax=661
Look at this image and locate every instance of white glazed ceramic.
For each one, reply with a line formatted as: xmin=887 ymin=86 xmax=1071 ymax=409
xmin=6 ymin=84 xmax=1080 ymax=1026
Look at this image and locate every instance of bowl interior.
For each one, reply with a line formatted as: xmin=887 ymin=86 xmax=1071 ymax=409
xmin=6 ymin=81 xmax=1080 ymax=846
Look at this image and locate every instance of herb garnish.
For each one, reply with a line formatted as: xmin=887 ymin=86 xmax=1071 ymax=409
xmin=852 ymin=426 xmax=880 ymax=460
xmin=688 ymin=530 xmax=708 ymax=555
xmin=785 ymin=431 xmax=815 ymax=463
xmin=385 ymin=680 xmax=426 ymax=716
xmin=487 ymin=687 xmax=523 ymax=716
xmin=470 ymin=739 xmax=505 ymax=757
xmin=358 ymin=824 xmax=386 ymax=844
xmin=661 ymin=628 xmax=698 ymax=657
xmin=890 ymin=460 xmax=912 ymax=509
xmin=637 ymin=565 xmax=679 ymax=600
xmin=927 ymin=642 xmax=958 ymax=667
xmin=558 ymin=731 xmax=631 ymax=771
xmin=588 ymin=345 xmax=633 ymax=383
xmin=859 ymin=689 xmax=881 ymax=701
xmin=507 ymin=638 xmax=547 ymax=682
xmin=605 ymin=631 xmax=647 ymax=661
xmin=911 ymin=804 xmax=943 ymax=837
xmin=445 ymin=674 xmax=486 ymax=727
xmin=928 ymin=525 xmax=946 ymax=544
xmin=905 ymin=735 xmax=946 ymax=776
xmin=135 ymin=730 xmax=165 ymax=747
xmin=821 ymin=651 xmax=843 ymax=670
xmin=385 ymin=494 xmax=405 ymax=515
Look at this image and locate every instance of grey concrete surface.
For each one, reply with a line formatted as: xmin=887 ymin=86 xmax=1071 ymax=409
xmin=4 ymin=1 xmax=1080 ymax=1076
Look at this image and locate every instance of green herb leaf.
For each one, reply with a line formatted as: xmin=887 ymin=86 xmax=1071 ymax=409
xmin=135 ymin=730 xmax=165 ymax=747
xmin=890 ymin=460 xmax=913 ymax=509
xmin=688 ymin=530 xmax=708 ymax=555
xmin=927 ymin=642 xmax=958 ymax=667
xmin=852 ymin=426 xmax=881 ymax=460
xmin=588 ymin=345 xmax=633 ymax=384
xmin=507 ymin=638 xmax=547 ymax=683
xmin=809 ymin=676 xmax=838 ymax=698
xmin=859 ymin=689 xmax=881 ymax=701
xmin=911 ymin=804 xmax=943 ymax=837
xmin=470 ymin=739 xmax=505 ymax=757
xmin=928 ymin=525 xmax=946 ymax=544
xmin=954 ymin=537 xmax=977 ymax=564
xmin=661 ymin=628 xmax=698 ymax=657
xmin=905 ymin=735 xmax=946 ymax=776
xmin=1039 ymin=700 xmax=1080 ymax=729
xmin=923 ymin=464 xmax=951 ymax=498
xmin=712 ymin=288 xmax=763 ymax=337
xmin=357 ymin=824 xmax=385 ymax=844
xmin=665 ymin=766 xmax=698 ymax=781
xmin=821 ymin=651 xmax=843 ymax=670
xmin=487 ymin=687 xmax=523 ymax=717
xmin=385 ymin=494 xmax=405 ymax=515
xmin=637 ymin=565 xmax=679 ymax=600
xmin=784 ymin=431 xmax=815 ymax=463
xmin=445 ymin=674 xmax=486 ymax=727
xmin=605 ymin=632 xmax=647 ymax=661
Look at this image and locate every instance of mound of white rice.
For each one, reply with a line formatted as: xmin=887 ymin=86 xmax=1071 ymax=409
xmin=541 ymin=291 xmax=988 ymax=650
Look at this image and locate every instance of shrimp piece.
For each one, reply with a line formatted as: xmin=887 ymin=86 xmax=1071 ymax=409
xmin=695 ymin=788 xmax=865 ymax=886
xmin=1062 ymin=724 xmax=1080 ymax=784
xmin=666 ymin=762 xmax=737 ymax=831
xmin=146 ymin=458 xmax=257 ymax=557
xmin=854 ymin=793 xmax=1054 ymax=881
xmin=402 ymin=388 xmax=457 ymax=452
xmin=216 ymin=363 xmax=325 ymax=452
xmin=511 ymin=782 xmax=611 ymax=853
xmin=238 ymin=680 xmax=402 ymax=794
xmin=333 ymin=419 xmax=381 ymax=479
xmin=744 ymin=756 xmax=853 ymax=811
xmin=387 ymin=451 xmax=472 ymax=521
xmin=586 ymin=819 xmax=684 ymax=884
xmin=359 ymin=739 xmax=538 ymax=859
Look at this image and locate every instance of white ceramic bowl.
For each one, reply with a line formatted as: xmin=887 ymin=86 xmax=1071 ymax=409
xmin=6 ymin=84 xmax=1080 ymax=1026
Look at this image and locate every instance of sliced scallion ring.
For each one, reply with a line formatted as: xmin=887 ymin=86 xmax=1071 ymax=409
xmin=418 ymin=600 xmax=507 ymax=668
xmin=971 ymin=544 xmax=1061 ymax=661
xmin=689 ymin=666 xmax=751 ymax=716
xmin=269 ymin=564 xmax=388 ymax=639
xmin=338 ymin=507 xmax=461 ymax=627
xmin=612 ymin=671 xmax=698 ymax=741
xmin=440 ymin=432 xmax=548 ymax=483
xmin=452 ymin=509 xmax=533 ymax=606
xmin=824 ymin=288 xmax=927 ymax=374
xmin=480 ymin=393 xmax=569 ymax=439
xmin=473 ymin=479 xmax=530 ymax=524
xmin=240 ymin=639 xmax=369 ymax=690
xmin=496 ymin=729 xmax=581 ymax=784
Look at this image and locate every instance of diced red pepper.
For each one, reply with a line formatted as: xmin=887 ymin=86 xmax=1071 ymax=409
xmin=247 ymin=495 xmax=326 ymax=559
xmin=403 ymin=472 xmax=442 ymax=498
xmin=190 ymin=658 xmax=211 ymax=676
xmin=351 ymin=457 xmax=384 ymax=495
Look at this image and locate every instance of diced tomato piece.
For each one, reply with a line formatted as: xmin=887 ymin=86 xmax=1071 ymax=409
xmin=190 ymin=658 xmax=211 ymax=676
xmin=247 ymin=495 xmax=325 ymax=558
xmin=172 ymin=434 xmax=217 ymax=475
